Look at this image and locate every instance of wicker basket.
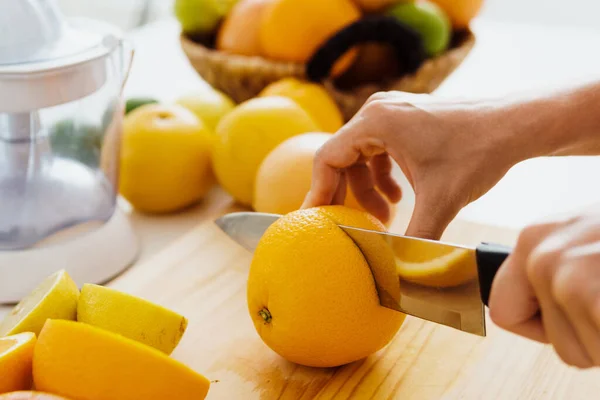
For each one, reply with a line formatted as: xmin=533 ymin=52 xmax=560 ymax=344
xmin=180 ymin=24 xmax=475 ymax=121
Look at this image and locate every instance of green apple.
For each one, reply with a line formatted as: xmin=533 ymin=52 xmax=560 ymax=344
xmin=175 ymin=87 xmax=235 ymax=132
xmin=386 ymin=1 xmax=451 ymax=57
xmin=125 ymin=97 xmax=159 ymax=115
xmin=175 ymin=0 xmax=239 ymax=36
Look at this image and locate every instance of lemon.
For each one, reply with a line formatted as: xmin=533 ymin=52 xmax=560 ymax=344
xmin=0 ymin=270 xmax=79 ymax=337
xmin=77 ymin=284 xmax=188 ymax=355
xmin=175 ymin=88 xmax=236 ymax=132
xmin=212 ymin=96 xmax=319 ymax=206
xmin=0 ymin=332 xmax=36 ymax=394
xmin=119 ymin=104 xmax=215 ymax=214
xmin=394 ymin=241 xmax=476 ymax=288
xmin=259 ymin=78 xmax=344 ymax=133
xmin=33 ymin=320 xmax=210 ymax=400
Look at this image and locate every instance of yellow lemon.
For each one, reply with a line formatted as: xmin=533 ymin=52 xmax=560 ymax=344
xmin=248 ymin=206 xmax=404 ymax=368
xmin=77 ymin=284 xmax=188 ymax=355
xmin=395 ymin=240 xmax=476 ymax=287
xmin=0 ymin=333 xmax=36 ymax=394
xmin=119 ymin=104 xmax=215 ymax=214
xmin=0 ymin=270 xmax=78 ymax=337
xmin=175 ymin=87 xmax=236 ymax=132
xmin=212 ymin=96 xmax=319 ymax=206
xmin=259 ymin=78 xmax=344 ymax=133
xmin=33 ymin=320 xmax=210 ymax=400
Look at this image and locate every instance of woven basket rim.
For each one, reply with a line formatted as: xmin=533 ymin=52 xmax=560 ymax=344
xmin=179 ymin=28 xmax=476 ymax=86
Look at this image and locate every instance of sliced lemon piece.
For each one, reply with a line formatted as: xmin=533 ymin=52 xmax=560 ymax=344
xmin=0 ymin=270 xmax=79 ymax=337
xmin=395 ymin=243 xmax=477 ymax=288
xmin=77 ymin=284 xmax=188 ymax=355
xmin=33 ymin=320 xmax=210 ymax=400
xmin=0 ymin=332 xmax=36 ymax=394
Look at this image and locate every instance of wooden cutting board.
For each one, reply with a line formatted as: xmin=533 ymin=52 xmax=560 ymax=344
xmin=108 ymin=191 xmax=600 ymax=400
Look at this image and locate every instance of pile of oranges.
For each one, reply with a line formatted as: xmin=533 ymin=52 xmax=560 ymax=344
xmin=213 ymin=0 xmax=483 ymax=78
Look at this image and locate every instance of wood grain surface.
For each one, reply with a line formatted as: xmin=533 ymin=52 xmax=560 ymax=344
xmin=100 ymin=189 xmax=600 ymax=399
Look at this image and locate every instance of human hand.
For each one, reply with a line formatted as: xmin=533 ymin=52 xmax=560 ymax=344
xmin=490 ymin=208 xmax=600 ymax=368
xmin=302 ymin=91 xmax=521 ymax=238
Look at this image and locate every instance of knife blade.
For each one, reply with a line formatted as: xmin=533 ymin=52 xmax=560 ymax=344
xmin=215 ymin=212 xmax=511 ymax=337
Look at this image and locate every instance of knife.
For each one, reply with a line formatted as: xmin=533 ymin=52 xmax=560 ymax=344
xmin=215 ymin=212 xmax=511 ymax=337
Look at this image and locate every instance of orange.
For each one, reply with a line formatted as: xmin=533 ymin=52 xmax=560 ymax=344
xmin=0 ymin=392 xmax=72 ymax=400
xmin=247 ymin=206 xmax=405 ymax=367
xmin=395 ymin=241 xmax=477 ymax=287
xmin=352 ymin=0 xmax=412 ymax=13
xmin=0 ymin=333 xmax=36 ymax=394
xmin=253 ymin=133 xmax=396 ymax=226
xmin=429 ymin=0 xmax=484 ymax=29
xmin=260 ymin=0 xmax=361 ymax=77
xmin=33 ymin=320 xmax=210 ymax=400
xmin=259 ymin=78 xmax=344 ymax=133
xmin=216 ymin=0 xmax=273 ymax=57
xmin=212 ymin=96 xmax=319 ymax=206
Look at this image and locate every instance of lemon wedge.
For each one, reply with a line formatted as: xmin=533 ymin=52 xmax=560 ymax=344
xmin=77 ymin=284 xmax=188 ymax=355
xmin=0 ymin=270 xmax=79 ymax=337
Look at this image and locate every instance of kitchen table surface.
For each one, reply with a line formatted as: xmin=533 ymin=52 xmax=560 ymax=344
xmin=3 ymin=17 xmax=600 ymax=399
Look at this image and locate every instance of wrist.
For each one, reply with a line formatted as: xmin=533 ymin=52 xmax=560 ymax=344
xmin=488 ymin=82 xmax=600 ymax=161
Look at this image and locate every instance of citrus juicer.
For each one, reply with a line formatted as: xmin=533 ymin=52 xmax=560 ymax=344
xmin=0 ymin=0 xmax=138 ymax=303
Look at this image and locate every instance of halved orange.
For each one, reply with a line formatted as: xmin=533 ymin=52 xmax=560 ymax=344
xmin=0 ymin=332 xmax=36 ymax=394
xmin=394 ymin=239 xmax=476 ymax=288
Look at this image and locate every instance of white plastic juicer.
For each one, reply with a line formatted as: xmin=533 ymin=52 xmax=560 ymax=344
xmin=0 ymin=0 xmax=138 ymax=303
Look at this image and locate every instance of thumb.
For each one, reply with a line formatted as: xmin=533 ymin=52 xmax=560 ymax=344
xmin=405 ymin=190 xmax=462 ymax=240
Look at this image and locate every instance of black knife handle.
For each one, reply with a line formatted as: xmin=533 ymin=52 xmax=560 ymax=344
xmin=476 ymin=242 xmax=512 ymax=307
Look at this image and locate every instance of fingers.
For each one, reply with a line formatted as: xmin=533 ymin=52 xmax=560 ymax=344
xmin=346 ymin=162 xmax=389 ymax=223
xmin=527 ymin=244 xmax=593 ymax=368
xmin=489 ymin=254 xmax=547 ymax=343
xmin=552 ymin=255 xmax=600 ymax=366
xmin=332 ymin=172 xmax=347 ymax=206
xmin=404 ymin=187 xmax=462 ymax=240
xmin=302 ymin=124 xmax=387 ymax=209
xmin=370 ymin=154 xmax=402 ymax=203
xmin=489 ymin=222 xmax=562 ymax=342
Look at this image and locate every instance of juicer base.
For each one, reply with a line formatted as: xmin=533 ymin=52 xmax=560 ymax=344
xmin=0 ymin=207 xmax=138 ymax=304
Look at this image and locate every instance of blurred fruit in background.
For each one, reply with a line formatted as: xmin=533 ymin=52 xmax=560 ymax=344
xmin=352 ymin=0 xmax=412 ymax=13
xmin=338 ymin=43 xmax=402 ymax=86
xmin=429 ymin=0 xmax=483 ymax=29
xmin=175 ymin=87 xmax=236 ymax=132
xmin=119 ymin=104 xmax=214 ymax=213
xmin=386 ymin=1 xmax=451 ymax=56
xmin=125 ymin=97 xmax=159 ymax=115
xmin=174 ymin=0 xmax=239 ymax=36
xmin=260 ymin=0 xmax=361 ymax=77
xmin=217 ymin=0 xmax=273 ymax=56
xmin=211 ymin=96 xmax=319 ymax=206
xmin=259 ymin=78 xmax=343 ymax=133
xmin=49 ymin=120 xmax=103 ymax=168
xmin=254 ymin=133 xmax=396 ymax=225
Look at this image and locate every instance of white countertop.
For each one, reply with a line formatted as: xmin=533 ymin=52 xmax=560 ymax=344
xmin=124 ymin=17 xmax=600 ymax=230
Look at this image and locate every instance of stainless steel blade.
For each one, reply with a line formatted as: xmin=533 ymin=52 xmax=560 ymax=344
xmin=339 ymin=225 xmax=486 ymax=336
xmin=215 ymin=212 xmax=280 ymax=252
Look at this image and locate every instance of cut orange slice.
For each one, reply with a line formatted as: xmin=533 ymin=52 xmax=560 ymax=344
xmin=394 ymin=239 xmax=476 ymax=288
xmin=0 ymin=332 xmax=36 ymax=394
